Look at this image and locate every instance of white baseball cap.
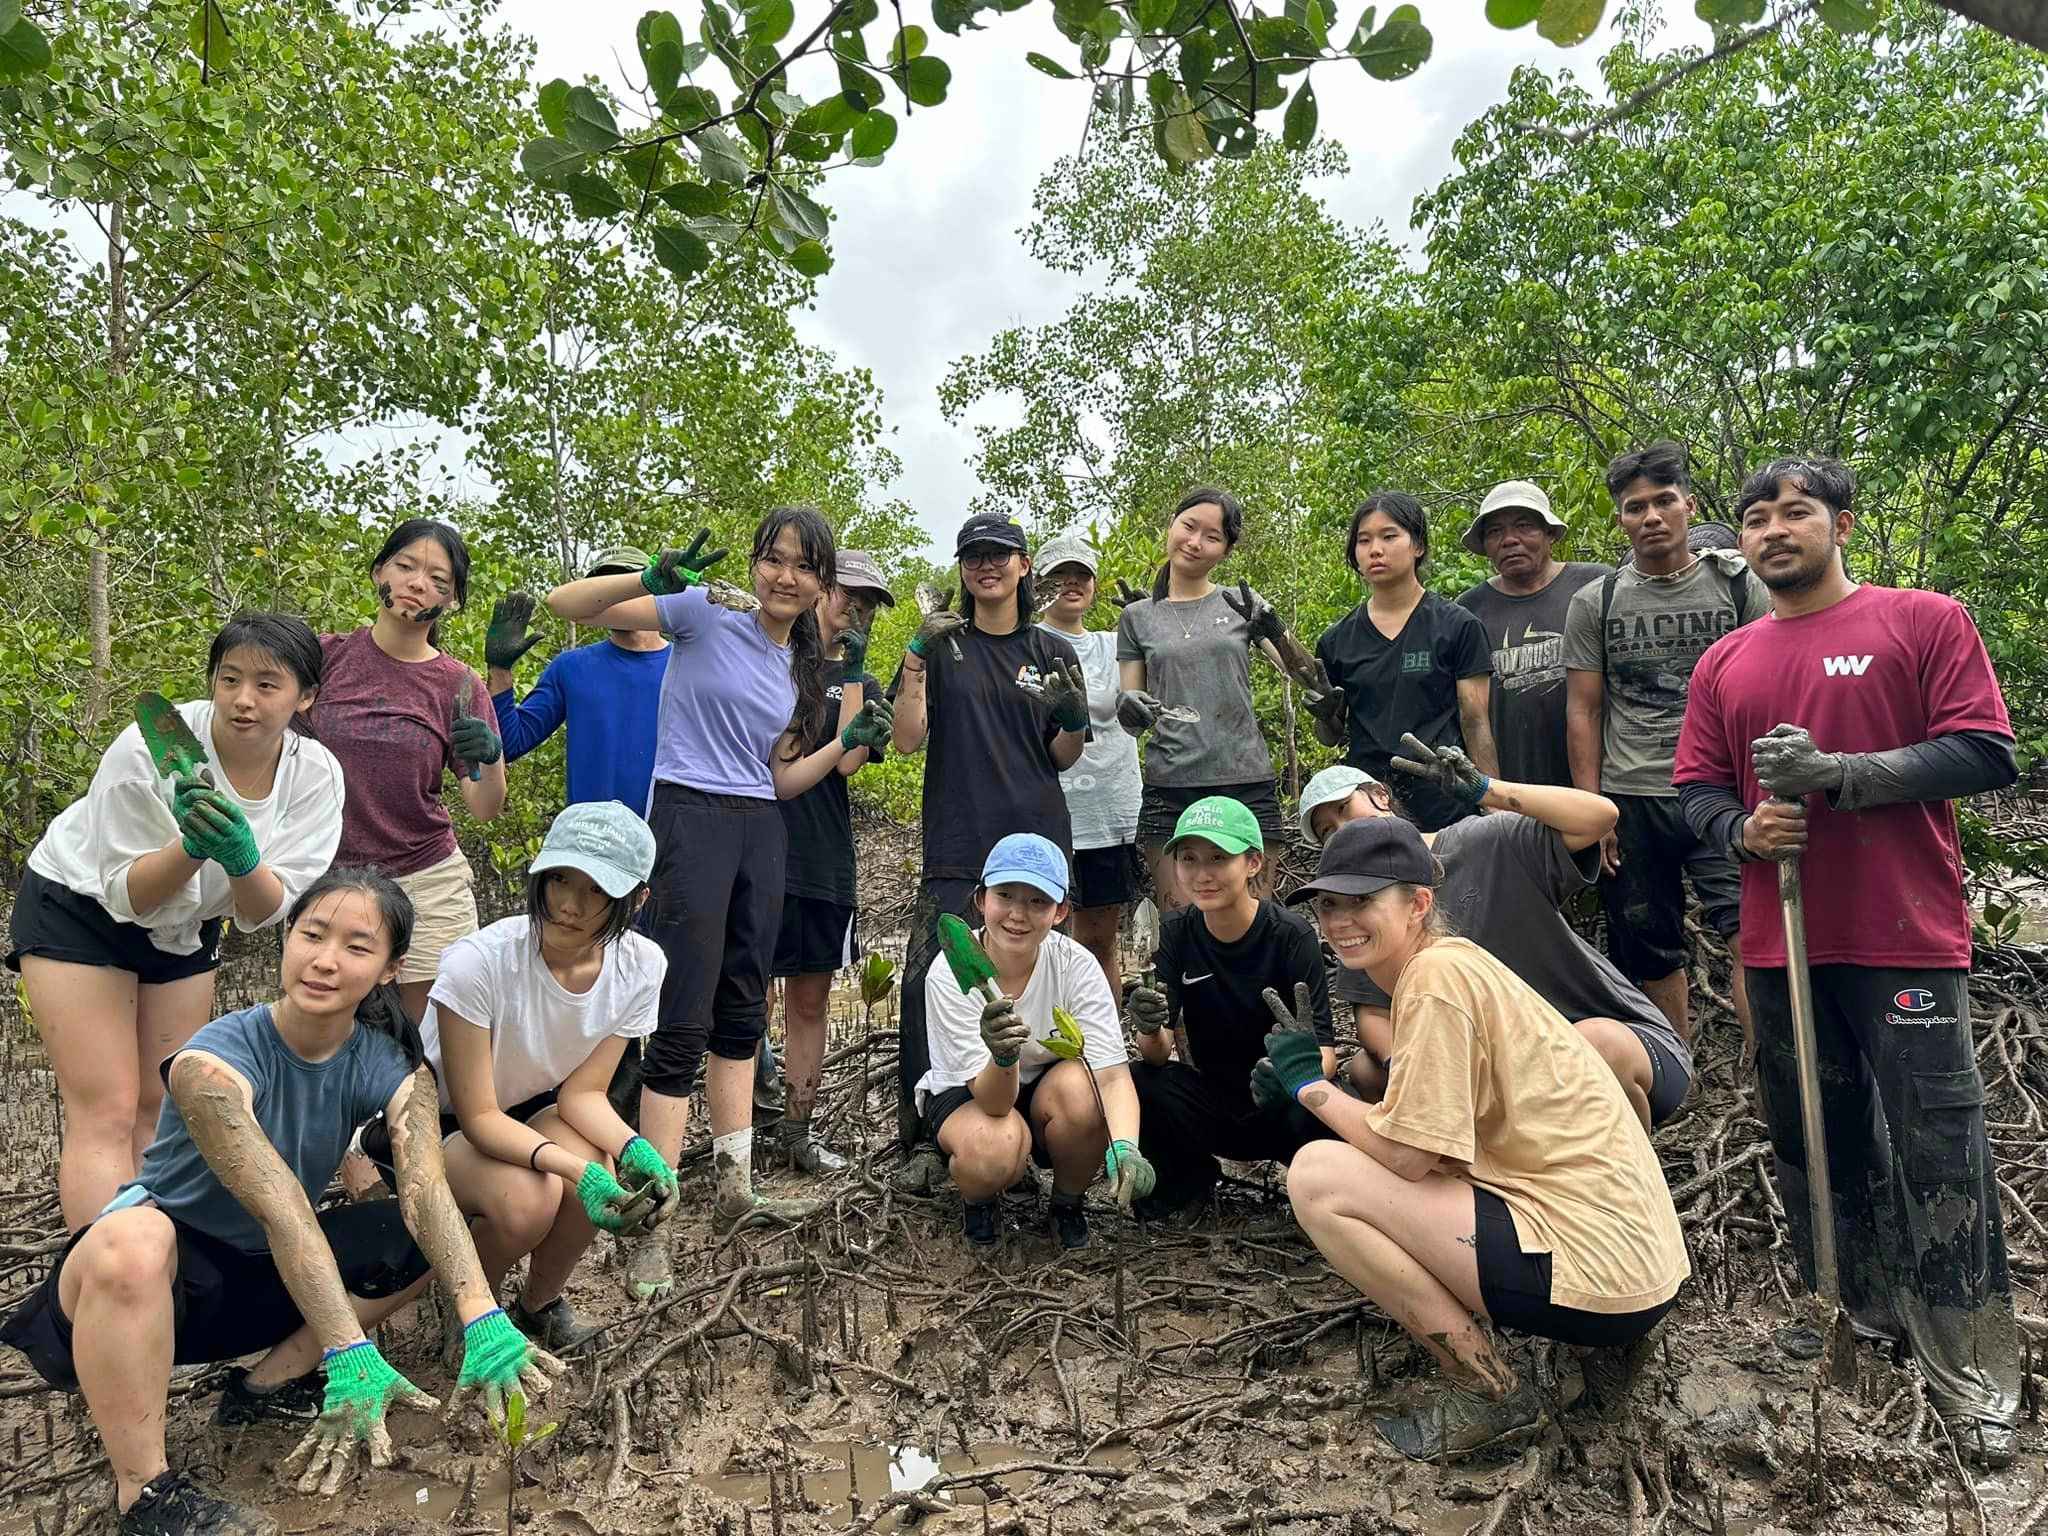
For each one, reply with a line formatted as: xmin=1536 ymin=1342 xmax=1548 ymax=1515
xmin=1462 ymin=480 xmax=1567 ymax=554
xmin=1035 ymin=530 xmax=1099 ymax=577
xmin=1298 ymin=765 xmax=1381 ymax=847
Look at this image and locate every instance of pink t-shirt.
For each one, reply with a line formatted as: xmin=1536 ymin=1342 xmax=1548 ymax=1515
xmin=1673 ymin=586 xmax=2010 ymax=969
xmin=311 ymin=628 xmax=499 ymax=877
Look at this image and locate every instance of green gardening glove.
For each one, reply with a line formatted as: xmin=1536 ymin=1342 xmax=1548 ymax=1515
xmin=617 ymin=1134 xmax=681 ymax=1231
xmin=450 ymin=709 xmax=502 ymax=767
xmin=448 ymin=1308 xmax=565 ymax=1428
xmin=1249 ymin=1058 xmax=1292 ymax=1112
xmin=833 ymin=628 xmax=869 ymax=682
xmin=840 ymin=697 xmax=893 ymax=754
xmin=640 ymin=530 xmax=729 ymax=595
xmin=1104 ymin=1139 xmax=1156 ymax=1213
xmin=485 ymin=592 xmax=544 ymax=672
xmin=281 ymin=1340 xmax=439 ymax=1495
xmin=576 ymin=1162 xmax=645 ymax=1232
xmin=1260 ymin=983 xmax=1328 ymax=1102
xmin=178 ymin=789 xmax=260 ymax=878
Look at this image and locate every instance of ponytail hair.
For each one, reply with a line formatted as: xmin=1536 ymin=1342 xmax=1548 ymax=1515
xmin=284 ymin=866 xmax=424 ymax=1069
xmin=753 ymin=506 xmax=838 ymax=756
xmin=1151 ymin=486 xmax=1245 ymax=600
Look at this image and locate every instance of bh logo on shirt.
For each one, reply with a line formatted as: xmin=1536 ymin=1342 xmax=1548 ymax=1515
xmin=1399 ymin=650 xmax=1432 ymax=675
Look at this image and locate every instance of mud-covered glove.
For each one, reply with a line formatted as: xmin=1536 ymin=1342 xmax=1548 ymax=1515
xmin=641 ymin=530 xmax=729 ymax=595
xmin=1389 ymin=730 xmax=1490 ymax=810
xmin=617 ymin=1135 xmax=681 ymax=1232
xmin=1105 ymin=1139 xmax=1156 ymax=1213
xmin=1751 ymin=723 xmax=1843 ymax=799
xmin=1249 ymin=1058 xmax=1292 ymax=1111
xmin=1110 ymin=578 xmax=1147 ymax=610
xmin=447 ymin=1309 xmax=564 ymax=1428
xmin=1220 ymin=580 xmax=1283 ymax=645
xmin=1116 ymin=689 xmax=1164 ymax=735
xmin=576 ymin=1162 xmax=651 ymax=1233
xmin=1039 ymin=658 xmax=1091 ymax=732
xmin=282 ymin=1340 xmax=439 ymax=1495
xmin=178 ymin=788 xmax=261 ymax=878
xmin=832 ymin=627 xmax=869 ymax=682
xmin=840 ymin=696 xmax=893 ymax=753
xmin=451 ymin=708 xmax=502 ymax=769
xmin=1261 ymin=983 xmax=1327 ymax=1102
xmin=485 ymin=592 xmax=544 ymax=672
xmin=1125 ymin=982 xmax=1170 ymax=1036
xmin=979 ymin=996 xmax=1029 ymax=1069
xmin=907 ymin=592 xmax=966 ymax=659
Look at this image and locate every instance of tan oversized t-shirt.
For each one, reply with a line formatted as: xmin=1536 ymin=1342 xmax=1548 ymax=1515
xmin=1364 ymin=938 xmax=1689 ymax=1314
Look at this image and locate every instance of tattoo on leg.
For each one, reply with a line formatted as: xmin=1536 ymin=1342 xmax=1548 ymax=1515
xmin=1456 ymin=1232 xmax=1477 ymax=1248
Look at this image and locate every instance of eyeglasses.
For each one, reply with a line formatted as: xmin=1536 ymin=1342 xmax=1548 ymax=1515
xmin=960 ymin=547 xmax=1017 ymax=570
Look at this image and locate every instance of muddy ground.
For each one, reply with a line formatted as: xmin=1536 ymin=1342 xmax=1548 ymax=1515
xmin=3 ymin=832 xmax=2048 ymax=1535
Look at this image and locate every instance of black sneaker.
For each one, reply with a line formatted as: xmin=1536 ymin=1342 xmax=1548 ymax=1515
xmin=1048 ymin=1195 xmax=1089 ymax=1251
xmin=508 ymin=1294 xmax=604 ymax=1354
xmin=962 ymin=1200 xmax=999 ymax=1247
xmin=1375 ymin=1374 xmax=1548 ymax=1462
xmin=212 ymin=1367 xmax=323 ymax=1427
xmin=120 ymin=1471 xmax=278 ymax=1535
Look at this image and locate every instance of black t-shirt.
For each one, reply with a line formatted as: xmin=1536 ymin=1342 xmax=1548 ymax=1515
xmin=1457 ymin=563 xmax=1610 ymax=790
xmin=895 ymin=624 xmax=1081 ymax=882
xmin=777 ymin=672 xmax=882 ymax=905
xmin=1314 ymin=592 xmax=1492 ymax=832
xmin=1159 ymin=899 xmax=1334 ymax=1117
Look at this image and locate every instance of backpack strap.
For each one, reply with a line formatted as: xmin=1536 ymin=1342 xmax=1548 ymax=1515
xmin=1598 ymin=570 xmax=1621 ymax=677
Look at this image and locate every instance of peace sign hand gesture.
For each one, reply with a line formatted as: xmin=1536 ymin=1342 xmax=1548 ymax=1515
xmin=1220 ymin=581 xmax=1283 ymax=645
xmin=1255 ymin=983 xmax=1327 ymax=1104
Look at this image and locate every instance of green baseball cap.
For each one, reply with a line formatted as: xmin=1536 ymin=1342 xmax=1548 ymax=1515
xmin=587 ymin=544 xmax=651 ymax=577
xmin=1165 ymin=795 xmax=1264 ymax=856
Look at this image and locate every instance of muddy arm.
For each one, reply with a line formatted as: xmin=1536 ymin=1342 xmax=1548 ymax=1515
xmin=385 ymin=1066 xmax=499 ymax=1326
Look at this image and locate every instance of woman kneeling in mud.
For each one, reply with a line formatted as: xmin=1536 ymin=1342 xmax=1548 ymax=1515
xmin=1273 ymin=817 xmax=1688 ymax=1460
xmin=0 ymin=869 xmax=560 ymax=1536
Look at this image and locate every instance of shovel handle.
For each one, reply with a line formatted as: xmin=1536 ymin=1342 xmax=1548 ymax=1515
xmin=1774 ymin=796 xmax=1840 ymax=1309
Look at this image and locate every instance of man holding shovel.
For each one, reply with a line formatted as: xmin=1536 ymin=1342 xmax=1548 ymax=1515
xmin=1673 ymin=455 xmax=2020 ymax=1465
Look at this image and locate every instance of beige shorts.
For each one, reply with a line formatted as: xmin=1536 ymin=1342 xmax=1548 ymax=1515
xmin=392 ymin=848 xmax=479 ymax=984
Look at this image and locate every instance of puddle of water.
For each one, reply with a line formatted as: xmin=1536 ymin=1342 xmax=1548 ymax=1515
xmin=698 ymin=1439 xmax=1131 ymax=1510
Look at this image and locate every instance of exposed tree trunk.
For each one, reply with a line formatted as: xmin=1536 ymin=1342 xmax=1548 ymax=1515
xmin=1935 ymin=0 xmax=2048 ymax=53
xmin=85 ymin=198 xmax=130 ymax=735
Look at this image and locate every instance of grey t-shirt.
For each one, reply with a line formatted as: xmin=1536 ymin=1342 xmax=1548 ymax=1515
xmin=1457 ymin=563 xmax=1611 ymax=789
xmin=1039 ymin=625 xmax=1141 ymax=851
xmin=1333 ymin=815 xmax=1689 ymax=1080
xmin=1116 ymin=588 xmax=1274 ymax=788
xmin=1561 ymin=551 xmax=1768 ymax=797
xmin=122 ymin=1003 xmax=414 ymax=1252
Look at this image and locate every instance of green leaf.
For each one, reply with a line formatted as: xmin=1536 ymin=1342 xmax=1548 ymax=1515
xmin=892 ymin=24 xmax=929 ymax=61
xmin=650 ymin=223 xmax=713 ymax=278
xmin=902 ymin=54 xmax=950 ymax=106
xmin=654 ymin=180 xmax=732 ymax=215
xmin=789 ymin=240 xmax=833 ymax=276
xmin=1353 ymin=5 xmax=1431 ymax=79
xmin=691 ymin=124 xmax=751 ymax=184
xmin=1136 ymin=0 xmax=1176 ymax=31
xmin=794 ymin=93 xmax=862 ymax=137
xmin=1814 ymin=0 xmax=1876 ymax=26
xmin=520 ymin=137 xmax=589 ymax=190
xmin=838 ymin=58 xmax=885 ymax=108
xmin=563 ymin=86 xmax=623 ymax=151
xmin=743 ymin=0 xmax=794 ymax=45
xmin=188 ymin=1 xmax=233 ymax=76
xmin=1161 ymin=91 xmax=1212 ymax=166
xmin=565 ymin=172 xmax=631 ymax=218
xmin=770 ymin=182 xmax=830 ymax=243
xmin=0 ymin=16 xmax=50 ymax=78
xmin=850 ymin=108 xmax=898 ymax=158
xmin=537 ymin=79 xmax=573 ymax=136
xmin=1181 ymin=31 xmax=1215 ymax=86
xmin=1026 ymin=51 xmax=1076 ymax=78
xmin=1282 ymin=77 xmax=1317 ymax=150
xmin=661 ymin=84 xmax=720 ymax=127
xmin=0 ymin=0 xmax=18 ymax=31
xmin=639 ymin=11 xmax=686 ymax=100
xmin=1693 ymin=0 xmax=1762 ymax=22
xmin=506 ymin=1391 xmax=526 ymax=1446
xmin=931 ymin=0 xmax=983 ymax=33
xmin=1484 ymin=0 xmax=1543 ymax=25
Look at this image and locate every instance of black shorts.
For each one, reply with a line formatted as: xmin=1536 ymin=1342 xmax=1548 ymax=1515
xmin=1626 ymin=1024 xmax=1692 ymax=1127
xmin=1136 ymin=779 xmax=1285 ymax=846
xmin=1600 ymin=794 xmax=1741 ymax=982
xmin=1068 ymin=845 xmax=1143 ymax=911
xmin=772 ymin=895 xmax=858 ymax=978
xmin=1 ymin=1201 xmax=429 ymax=1389
xmin=357 ymin=1089 xmax=557 ymax=1187
xmin=922 ymin=1071 xmax=1058 ymax=1169
xmin=6 ymin=868 xmax=224 ymax=986
xmin=642 ymin=783 xmax=787 ymax=1097
xmin=1472 ymin=1187 xmax=1676 ymax=1350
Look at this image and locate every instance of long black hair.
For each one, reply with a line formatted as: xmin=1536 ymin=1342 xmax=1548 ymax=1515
xmin=1150 ymin=486 xmax=1245 ymax=600
xmin=952 ymin=567 xmax=1036 ymax=632
xmin=754 ymin=506 xmax=838 ymax=757
xmin=208 ymin=613 xmax=323 ymax=734
xmin=1345 ymin=490 xmax=1429 ymax=574
xmin=370 ymin=518 xmax=471 ymax=646
xmin=526 ymin=867 xmax=647 ymax=951
xmin=284 ymin=867 xmax=424 ymax=1069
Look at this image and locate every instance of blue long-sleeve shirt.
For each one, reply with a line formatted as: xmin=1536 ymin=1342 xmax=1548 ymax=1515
xmin=493 ymin=638 xmax=670 ymax=812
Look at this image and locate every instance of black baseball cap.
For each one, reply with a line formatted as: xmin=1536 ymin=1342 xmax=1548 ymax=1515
xmin=955 ymin=513 xmax=1028 ymax=556
xmin=1286 ymin=816 xmax=1436 ymax=903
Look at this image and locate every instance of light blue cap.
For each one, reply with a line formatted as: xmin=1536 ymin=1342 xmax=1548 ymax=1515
xmin=530 ymin=800 xmax=656 ymax=897
xmin=980 ymin=832 xmax=1070 ymax=903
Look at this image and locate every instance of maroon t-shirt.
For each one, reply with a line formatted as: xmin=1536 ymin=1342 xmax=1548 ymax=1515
xmin=310 ymin=628 xmax=499 ymax=877
xmin=1673 ymin=586 xmax=2010 ymax=969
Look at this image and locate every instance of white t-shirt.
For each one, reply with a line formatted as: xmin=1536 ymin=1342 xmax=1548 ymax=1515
xmin=421 ymin=917 xmax=664 ymax=1113
xmin=917 ymin=929 xmax=1126 ymax=1109
xmin=28 ymin=700 xmax=344 ymax=956
xmin=1038 ymin=625 xmax=1141 ymax=851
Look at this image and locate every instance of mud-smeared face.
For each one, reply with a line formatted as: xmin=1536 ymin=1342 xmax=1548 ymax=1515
xmin=1740 ymin=478 xmax=1849 ymax=595
xmin=1612 ymin=476 xmax=1694 ymax=566
xmin=373 ymin=538 xmax=457 ymax=625
xmin=282 ymin=889 xmax=400 ymax=1021
xmin=977 ymin=882 xmax=1066 ymax=968
xmin=210 ymin=644 xmax=315 ymax=744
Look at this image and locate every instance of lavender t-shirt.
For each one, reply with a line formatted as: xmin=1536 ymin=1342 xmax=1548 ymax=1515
xmin=651 ymin=588 xmax=796 ymax=801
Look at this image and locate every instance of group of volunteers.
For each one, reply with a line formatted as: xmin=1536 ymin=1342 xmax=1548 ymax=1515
xmin=0 ymin=438 xmax=2022 ymax=1533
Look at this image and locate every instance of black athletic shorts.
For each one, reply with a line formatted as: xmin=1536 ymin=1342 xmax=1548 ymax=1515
xmin=1136 ymin=779 xmax=1285 ymax=846
xmin=6 ymin=868 xmax=224 ymax=986
xmin=1472 ymin=1187 xmax=1676 ymax=1350
xmin=772 ymin=894 xmax=858 ymax=979
xmin=1068 ymin=845 xmax=1143 ymax=910
xmin=1 ymin=1201 xmax=429 ymax=1389
xmin=357 ymin=1088 xmax=558 ymax=1189
xmin=1626 ymin=1024 xmax=1692 ymax=1127
xmin=922 ymin=1070 xmax=1058 ymax=1170
xmin=1600 ymin=794 xmax=1741 ymax=983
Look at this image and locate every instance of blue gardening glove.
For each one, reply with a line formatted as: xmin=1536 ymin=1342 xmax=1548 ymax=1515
xmin=447 ymin=1308 xmax=565 ymax=1428
xmin=1260 ymin=983 xmax=1327 ymax=1102
xmin=840 ymin=696 xmax=893 ymax=753
xmin=1389 ymin=730 xmax=1489 ymax=810
xmin=282 ymin=1340 xmax=439 ymax=1495
xmin=178 ymin=788 xmax=261 ymax=878
xmin=1105 ymin=1138 xmax=1156 ymax=1212
xmin=641 ymin=530 xmax=729 ymax=595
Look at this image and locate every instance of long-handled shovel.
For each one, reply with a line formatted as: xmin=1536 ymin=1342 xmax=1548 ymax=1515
xmin=1775 ymin=797 xmax=1858 ymax=1389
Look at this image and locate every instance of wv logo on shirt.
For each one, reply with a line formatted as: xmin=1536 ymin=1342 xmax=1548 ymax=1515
xmin=1822 ymin=655 xmax=1874 ymax=677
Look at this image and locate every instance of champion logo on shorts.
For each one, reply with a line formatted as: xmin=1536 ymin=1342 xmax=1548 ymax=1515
xmin=1892 ymin=989 xmax=1938 ymax=1013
